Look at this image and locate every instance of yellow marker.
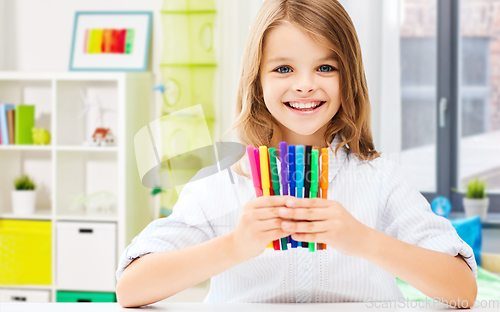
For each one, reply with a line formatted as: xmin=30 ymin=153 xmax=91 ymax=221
xmin=259 ymin=146 xmax=274 ymax=249
xmin=88 ymin=29 xmax=103 ymax=54
xmin=259 ymin=146 xmax=271 ymax=196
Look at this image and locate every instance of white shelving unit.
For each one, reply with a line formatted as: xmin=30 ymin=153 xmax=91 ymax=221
xmin=0 ymin=72 xmax=153 ymax=302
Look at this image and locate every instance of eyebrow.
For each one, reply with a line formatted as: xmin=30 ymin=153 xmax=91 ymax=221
xmin=266 ymin=56 xmax=337 ymax=63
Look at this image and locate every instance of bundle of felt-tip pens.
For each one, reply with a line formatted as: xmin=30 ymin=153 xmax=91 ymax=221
xmin=246 ymin=142 xmax=329 ymax=252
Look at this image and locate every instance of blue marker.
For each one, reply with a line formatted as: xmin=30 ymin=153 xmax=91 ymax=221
xmin=288 ymin=145 xmax=296 ymax=196
xmin=295 ymin=145 xmax=304 ymax=199
xmin=287 ymin=145 xmax=298 ymax=248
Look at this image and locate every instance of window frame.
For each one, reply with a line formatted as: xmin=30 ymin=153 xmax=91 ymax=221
xmin=423 ymin=0 xmax=500 ymax=213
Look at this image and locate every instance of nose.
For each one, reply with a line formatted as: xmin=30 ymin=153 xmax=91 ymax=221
xmin=294 ymin=73 xmax=316 ymax=93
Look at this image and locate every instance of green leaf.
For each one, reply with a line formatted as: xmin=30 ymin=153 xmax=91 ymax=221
xmin=465 ymin=178 xmax=487 ymax=199
xmin=14 ymin=174 xmax=36 ymax=190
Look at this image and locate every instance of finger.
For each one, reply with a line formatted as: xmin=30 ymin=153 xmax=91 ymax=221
xmin=278 ymin=207 xmax=326 ymax=221
xmin=291 ymin=232 xmax=327 ymax=243
xmin=281 ymin=220 xmax=330 ymax=233
xmin=264 ymin=229 xmax=294 ymax=241
xmin=284 ymin=197 xmax=331 ymax=208
xmin=254 ymin=207 xmax=282 ymax=220
xmin=256 ymin=217 xmax=285 ymax=231
xmin=252 ymin=196 xmax=289 ymax=208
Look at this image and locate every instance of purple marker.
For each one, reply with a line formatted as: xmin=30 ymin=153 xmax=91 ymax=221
xmin=279 ymin=142 xmax=288 ymax=195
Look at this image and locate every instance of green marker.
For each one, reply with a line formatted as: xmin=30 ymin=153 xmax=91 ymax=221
xmin=125 ymin=29 xmax=135 ymax=54
xmin=309 ymin=149 xmax=319 ymax=252
xmin=269 ymin=148 xmax=287 ymax=250
xmin=269 ymin=148 xmax=281 ymax=195
xmin=310 ymin=149 xmax=319 ymax=198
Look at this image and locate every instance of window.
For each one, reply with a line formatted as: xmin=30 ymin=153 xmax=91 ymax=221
xmin=400 ymin=0 xmax=500 ymax=213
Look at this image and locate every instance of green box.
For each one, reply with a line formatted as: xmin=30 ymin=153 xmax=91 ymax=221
xmin=161 ymin=65 xmax=216 ymax=118
xmin=162 ymin=12 xmax=216 ymax=64
xmin=162 ymin=0 xmax=216 ymax=12
xmin=56 ymin=291 xmax=116 ymax=302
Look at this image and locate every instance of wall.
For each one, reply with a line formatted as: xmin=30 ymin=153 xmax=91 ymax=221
xmin=0 ymin=0 xmax=402 ymax=150
xmin=1 ymin=0 xmax=163 ymax=72
xmin=0 ymin=0 xmax=264 ymax=143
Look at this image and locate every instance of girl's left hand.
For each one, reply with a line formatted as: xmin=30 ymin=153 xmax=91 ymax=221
xmin=278 ymin=197 xmax=374 ymax=257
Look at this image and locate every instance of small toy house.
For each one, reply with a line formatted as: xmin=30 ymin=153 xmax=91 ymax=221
xmin=92 ymin=128 xmax=115 ymax=146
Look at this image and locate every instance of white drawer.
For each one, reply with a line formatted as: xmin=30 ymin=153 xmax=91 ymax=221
xmin=56 ymin=222 xmax=116 ymax=291
xmin=0 ymin=289 xmax=51 ymax=302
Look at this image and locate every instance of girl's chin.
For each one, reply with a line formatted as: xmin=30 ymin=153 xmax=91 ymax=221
xmin=287 ymin=126 xmax=324 ymax=137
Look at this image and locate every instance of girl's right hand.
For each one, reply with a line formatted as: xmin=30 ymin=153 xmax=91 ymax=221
xmin=229 ymin=196 xmax=294 ymax=261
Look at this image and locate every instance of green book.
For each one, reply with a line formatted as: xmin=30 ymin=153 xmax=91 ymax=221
xmin=15 ymin=105 xmax=35 ymax=145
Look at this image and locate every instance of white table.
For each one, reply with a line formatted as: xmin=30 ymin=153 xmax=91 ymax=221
xmin=0 ymin=302 xmax=499 ymax=311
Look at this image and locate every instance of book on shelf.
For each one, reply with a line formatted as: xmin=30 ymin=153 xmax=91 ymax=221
xmin=0 ymin=104 xmax=15 ymax=145
xmin=0 ymin=104 xmax=36 ymax=145
xmin=15 ymin=105 xmax=35 ymax=145
xmin=7 ymin=109 xmax=15 ymax=145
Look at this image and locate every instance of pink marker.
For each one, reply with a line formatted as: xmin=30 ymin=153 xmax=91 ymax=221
xmin=83 ymin=29 xmax=89 ymax=53
xmin=246 ymin=146 xmax=263 ymax=197
xmin=253 ymin=148 xmax=263 ymax=197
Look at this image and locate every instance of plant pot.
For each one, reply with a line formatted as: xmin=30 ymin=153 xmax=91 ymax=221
xmin=11 ymin=190 xmax=37 ymax=215
xmin=463 ymin=197 xmax=489 ymax=222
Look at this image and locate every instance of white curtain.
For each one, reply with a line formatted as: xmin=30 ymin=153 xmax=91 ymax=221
xmin=215 ymin=0 xmax=264 ymax=142
xmin=0 ymin=0 xmax=6 ymax=69
xmin=339 ymin=0 xmax=402 ymax=160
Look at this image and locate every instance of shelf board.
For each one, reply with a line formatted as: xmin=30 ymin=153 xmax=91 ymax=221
xmin=0 ymin=285 xmax=52 ymax=290
xmin=56 ymin=146 xmax=118 ymax=152
xmin=0 ymin=71 xmax=151 ymax=81
xmin=56 ymin=213 xmax=118 ymax=222
xmin=0 ymin=210 xmax=52 ymax=220
xmin=0 ymin=145 xmax=52 ymax=151
xmin=0 ymin=145 xmax=118 ymax=152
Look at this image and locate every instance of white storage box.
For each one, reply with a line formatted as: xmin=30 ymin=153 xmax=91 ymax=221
xmin=56 ymin=222 xmax=116 ymax=291
xmin=0 ymin=289 xmax=51 ymax=302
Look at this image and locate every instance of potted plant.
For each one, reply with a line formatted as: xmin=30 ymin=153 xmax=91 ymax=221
xmin=12 ymin=174 xmax=37 ymax=215
xmin=463 ymin=178 xmax=488 ymax=222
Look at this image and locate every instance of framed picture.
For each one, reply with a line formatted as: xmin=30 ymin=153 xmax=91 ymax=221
xmin=69 ymin=11 xmax=152 ymax=71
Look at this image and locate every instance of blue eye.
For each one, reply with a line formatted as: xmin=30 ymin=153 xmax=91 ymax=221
xmin=275 ymin=66 xmax=292 ymax=74
xmin=318 ymin=65 xmax=335 ymax=72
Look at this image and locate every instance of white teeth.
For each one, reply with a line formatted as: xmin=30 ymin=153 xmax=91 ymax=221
xmin=287 ymin=101 xmax=322 ymax=109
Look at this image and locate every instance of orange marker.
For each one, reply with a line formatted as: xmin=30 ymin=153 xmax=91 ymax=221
xmin=321 ymin=148 xmax=328 ymax=199
xmin=319 ymin=148 xmax=329 ymax=250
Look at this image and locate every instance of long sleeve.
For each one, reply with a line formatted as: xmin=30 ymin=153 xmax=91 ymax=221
xmin=378 ymin=160 xmax=477 ymax=278
xmin=116 ymin=180 xmax=216 ymax=281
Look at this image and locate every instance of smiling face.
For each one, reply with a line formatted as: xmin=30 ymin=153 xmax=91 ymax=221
xmin=260 ymin=21 xmax=341 ymax=147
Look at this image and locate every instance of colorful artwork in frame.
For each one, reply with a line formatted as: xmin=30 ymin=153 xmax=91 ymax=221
xmin=69 ymin=12 xmax=152 ymax=71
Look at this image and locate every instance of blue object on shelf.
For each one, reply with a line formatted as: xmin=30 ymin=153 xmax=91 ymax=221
xmin=160 ymin=206 xmax=173 ymax=217
xmin=431 ymin=196 xmax=451 ymax=219
xmin=450 ymin=216 xmax=482 ymax=266
xmin=153 ymin=84 xmax=166 ymax=93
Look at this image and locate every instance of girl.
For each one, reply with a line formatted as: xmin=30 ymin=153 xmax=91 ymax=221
xmin=116 ymin=0 xmax=477 ymax=307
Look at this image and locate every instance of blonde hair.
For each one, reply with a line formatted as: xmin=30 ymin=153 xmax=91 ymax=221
xmin=231 ymin=0 xmax=381 ymax=177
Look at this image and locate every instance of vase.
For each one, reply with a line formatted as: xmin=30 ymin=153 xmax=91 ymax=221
xmin=463 ymin=197 xmax=489 ymax=222
xmin=11 ymin=190 xmax=37 ymax=215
